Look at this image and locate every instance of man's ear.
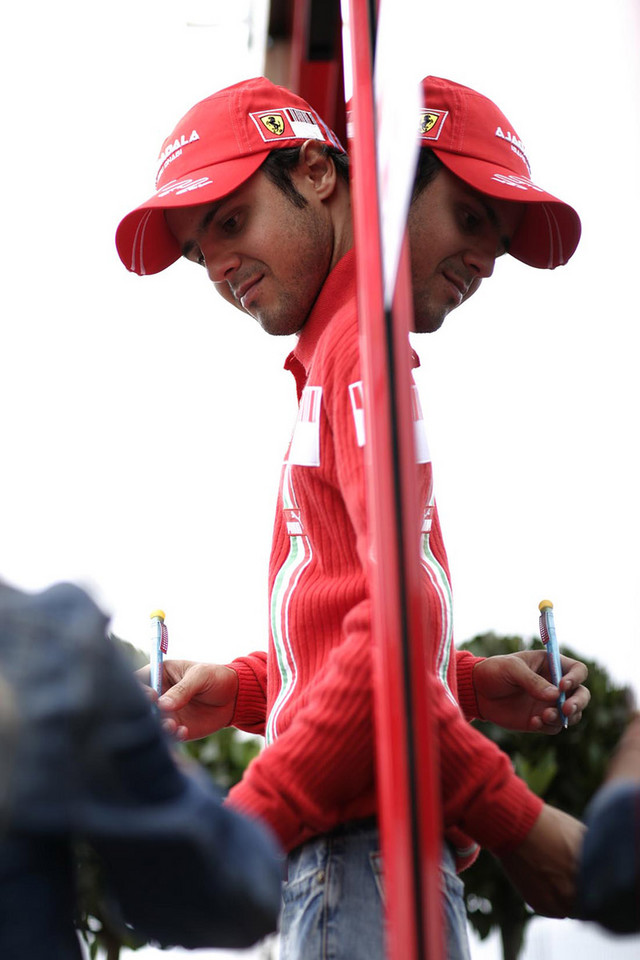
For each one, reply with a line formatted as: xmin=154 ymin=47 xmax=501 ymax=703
xmin=297 ymin=139 xmax=337 ymax=200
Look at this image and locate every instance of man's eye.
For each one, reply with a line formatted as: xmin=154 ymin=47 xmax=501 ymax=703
xmin=221 ymin=214 xmax=239 ymax=233
xmin=462 ymin=209 xmax=481 ymax=230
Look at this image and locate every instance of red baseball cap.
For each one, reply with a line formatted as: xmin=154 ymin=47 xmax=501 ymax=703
xmin=116 ymin=77 xmax=345 ymax=276
xmin=420 ymin=77 xmax=581 ymax=268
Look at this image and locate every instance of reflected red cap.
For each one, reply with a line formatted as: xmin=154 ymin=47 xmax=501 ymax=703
xmin=420 ymin=77 xmax=581 ymax=268
xmin=115 ymin=77 xmax=344 ymax=276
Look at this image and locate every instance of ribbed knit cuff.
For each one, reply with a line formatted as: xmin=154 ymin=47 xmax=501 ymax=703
xmin=455 ymin=650 xmax=484 ymax=721
xmin=228 ymin=656 xmax=267 ymax=735
xmin=474 ymin=776 xmax=544 ymax=856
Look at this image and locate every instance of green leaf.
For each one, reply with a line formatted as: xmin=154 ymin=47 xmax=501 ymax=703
xmin=513 ymin=749 xmax=557 ymax=796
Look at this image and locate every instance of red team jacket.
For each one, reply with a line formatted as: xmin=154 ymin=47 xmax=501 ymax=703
xmin=227 ymin=251 xmax=542 ymax=868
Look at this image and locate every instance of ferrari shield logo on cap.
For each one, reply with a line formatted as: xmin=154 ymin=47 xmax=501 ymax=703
xmin=419 ymin=109 xmax=448 ymax=141
xmin=250 ymin=107 xmax=325 ymax=143
xmin=260 ymin=113 xmax=285 ymax=136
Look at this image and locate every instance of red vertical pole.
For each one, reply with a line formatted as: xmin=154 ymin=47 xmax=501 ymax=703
xmin=345 ymin=2 xmax=444 ymax=958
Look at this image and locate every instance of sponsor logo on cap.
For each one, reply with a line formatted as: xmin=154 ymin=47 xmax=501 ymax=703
xmin=250 ymin=107 xmax=324 ymax=143
xmin=260 ymin=114 xmax=285 ymax=136
xmin=419 ymin=109 xmax=448 ymax=141
xmin=495 ymin=126 xmax=530 ymax=172
xmin=156 ymin=176 xmax=214 ymax=198
xmin=491 ymin=172 xmax=544 ymax=193
xmin=156 ymin=130 xmax=201 ymax=183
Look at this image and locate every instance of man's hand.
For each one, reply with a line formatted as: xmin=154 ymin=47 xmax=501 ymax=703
xmin=137 ymin=659 xmax=238 ymax=741
xmin=473 ymin=650 xmax=590 ymax=733
xmin=499 ymin=804 xmax=585 ymax=918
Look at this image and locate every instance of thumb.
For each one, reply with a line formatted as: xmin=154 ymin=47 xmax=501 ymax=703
xmin=158 ymin=671 xmax=200 ymax=711
xmin=513 ymin=659 xmax=559 ymax=701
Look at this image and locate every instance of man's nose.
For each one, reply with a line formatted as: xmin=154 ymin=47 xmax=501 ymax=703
xmin=462 ymin=243 xmax=497 ymax=280
xmin=201 ymin=242 xmax=241 ymax=284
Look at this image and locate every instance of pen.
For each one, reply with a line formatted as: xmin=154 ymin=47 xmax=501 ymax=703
xmin=538 ymin=600 xmax=567 ymax=729
xmin=150 ymin=609 xmax=169 ymax=697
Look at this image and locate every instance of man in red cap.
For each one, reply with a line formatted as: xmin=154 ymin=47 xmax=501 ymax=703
xmin=117 ymin=76 xmax=589 ymax=959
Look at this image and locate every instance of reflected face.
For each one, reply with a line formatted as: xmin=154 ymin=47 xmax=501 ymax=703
xmin=407 ymin=168 xmax=525 ymax=333
xmin=165 ymin=169 xmax=334 ymax=337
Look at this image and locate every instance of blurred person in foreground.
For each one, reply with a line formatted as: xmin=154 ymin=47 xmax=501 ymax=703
xmin=116 ymin=75 xmax=590 ymax=959
xmin=0 ymin=579 xmax=282 ymax=960
xmin=577 ymin=711 xmax=640 ymax=933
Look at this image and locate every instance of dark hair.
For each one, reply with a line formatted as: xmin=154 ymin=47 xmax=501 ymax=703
xmin=260 ymin=145 xmax=350 ymax=208
xmin=260 ymin=143 xmax=442 ymax=209
xmin=411 ymin=148 xmax=445 ymax=201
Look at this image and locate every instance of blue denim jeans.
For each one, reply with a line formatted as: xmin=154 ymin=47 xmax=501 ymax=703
xmin=279 ymin=820 xmax=470 ymax=960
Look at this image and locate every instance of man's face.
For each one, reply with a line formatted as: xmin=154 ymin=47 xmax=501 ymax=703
xmin=407 ymin=168 xmax=525 ymax=333
xmin=165 ymin=167 xmax=334 ymax=337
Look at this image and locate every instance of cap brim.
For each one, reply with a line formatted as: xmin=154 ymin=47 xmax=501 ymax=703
xmin=433 ymin=151 xmax=581 ymax=269
xmin=115 ymin=152 xmax=270 ymax=276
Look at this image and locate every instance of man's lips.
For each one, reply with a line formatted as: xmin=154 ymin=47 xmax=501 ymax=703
xmin=442 ymin=269 xmax=470 ymax=300
xmin=233 ymin=275 xmax=263 ymax=307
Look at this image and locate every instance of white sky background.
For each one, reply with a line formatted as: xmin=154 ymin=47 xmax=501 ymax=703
xmin=2 ymin=0 xmax=640 ymax=958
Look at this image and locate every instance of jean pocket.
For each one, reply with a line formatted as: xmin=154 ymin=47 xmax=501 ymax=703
xmin=282 ymin=862 xmax=326 ymax=904
xmin=280 ymin=863 xmax=328 ymax=959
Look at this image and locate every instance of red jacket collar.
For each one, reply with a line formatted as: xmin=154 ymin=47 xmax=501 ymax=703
xmin=284 ymin=250 xmax=357 ymax=396
xmin=283 ymin=248 xmax=420 ymax=398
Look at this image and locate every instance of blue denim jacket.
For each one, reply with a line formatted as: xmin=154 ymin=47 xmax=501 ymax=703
xmin=577 ymin=778 xmax=640 ymax=934
xmin=0 ymin=581 xmax=282 ymax=958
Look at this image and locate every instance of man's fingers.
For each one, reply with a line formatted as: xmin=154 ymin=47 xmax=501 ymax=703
xmin=536 ymin=700 xmax=582 ymax=733
xmin=567 ymin=708 xmax=582 ymax=728
xmin=519 ymin=664 xmax=561 ymax=701
xmin=561 ymin=681 xmax=591 ymax=716
xmin=160 ymin=716 xmax=188 ymax=738
xmin=535 ymin=707 xmax=565 ymax=734
xmin=558 ymin=656 xmax=588 ymax=688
